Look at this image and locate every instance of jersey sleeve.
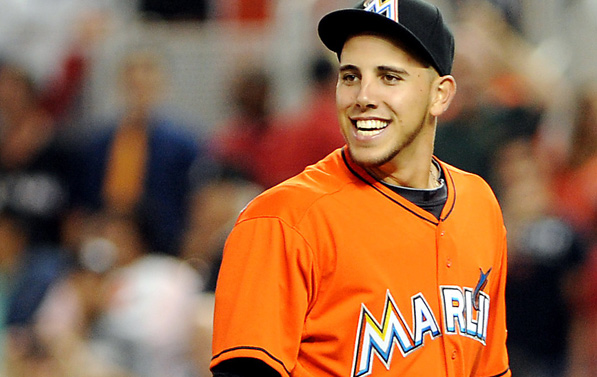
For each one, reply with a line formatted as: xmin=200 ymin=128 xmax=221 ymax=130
xmin=210 ymin=216 xmax=317 ymax=377
xmin=475 ymin=231 xmax=511 ymax=377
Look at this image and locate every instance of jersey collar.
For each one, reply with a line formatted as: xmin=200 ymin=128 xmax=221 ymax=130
xmin=340 ymin=147 xmax=456 ymax=224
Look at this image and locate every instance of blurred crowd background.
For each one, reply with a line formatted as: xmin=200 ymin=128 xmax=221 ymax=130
xmin=0 ymin=0 xmax=596 ymax=376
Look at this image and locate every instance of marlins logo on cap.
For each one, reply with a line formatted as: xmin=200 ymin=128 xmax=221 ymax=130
xmin=363 ymin=0 xmax=399 ymax=23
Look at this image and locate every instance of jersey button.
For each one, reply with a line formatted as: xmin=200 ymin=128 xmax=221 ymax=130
xmin=446 ymin=259 xmax=452 ymax=268
xmin=451 ymin=350 xmax=457 ymax=360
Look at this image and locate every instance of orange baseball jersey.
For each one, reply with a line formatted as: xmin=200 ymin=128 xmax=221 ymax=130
xmin=211 ymin=148 xmax=510 ymax=377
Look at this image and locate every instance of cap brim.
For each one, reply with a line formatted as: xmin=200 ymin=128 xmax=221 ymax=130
xmin=318 ymin=9 xmax=437 ymax=73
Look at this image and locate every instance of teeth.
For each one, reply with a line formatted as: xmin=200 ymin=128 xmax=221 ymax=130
xmin=355 ymin=120 xmax=388 ymax=136
xmin=355 ymin=119 xmax=388 ymax=130
xmin=358 ymin=129 xmax=384 ymax=136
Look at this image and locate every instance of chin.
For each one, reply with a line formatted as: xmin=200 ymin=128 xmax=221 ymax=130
xmin=348 ymin=146 xmax=398 ymax=168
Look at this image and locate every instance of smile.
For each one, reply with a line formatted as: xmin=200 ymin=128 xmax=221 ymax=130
xmin=354 ymin=119 xmax=389 ymax=137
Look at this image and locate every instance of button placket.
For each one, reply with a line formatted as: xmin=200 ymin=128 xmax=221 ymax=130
xmin=438 ymin=227 xmax=451 ymax=268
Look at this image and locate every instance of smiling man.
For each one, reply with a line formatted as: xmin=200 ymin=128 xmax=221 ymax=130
xmin=210 ymin=1 xmax=511 ymax=376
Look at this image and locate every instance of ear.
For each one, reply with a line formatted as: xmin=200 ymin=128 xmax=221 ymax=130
xmin=430 ymin=75 xmax=457 ymax=117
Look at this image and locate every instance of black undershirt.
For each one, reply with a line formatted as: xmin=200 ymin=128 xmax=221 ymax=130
xmin=379 ymin=161 xmax=448 ymax=220
xmin=212 ymin=164 xmax=448 ymax=377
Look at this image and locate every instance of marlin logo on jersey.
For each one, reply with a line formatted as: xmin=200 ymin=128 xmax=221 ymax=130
xmin=351 ymin=284 xmax=491 ymax=377
xmin=473 ymin=268 xmax=492 ymax=310
xmin=351 ymin=290 xmax=440 ymax=377
xmin=363 ymin=0 xmax=399 ymax=23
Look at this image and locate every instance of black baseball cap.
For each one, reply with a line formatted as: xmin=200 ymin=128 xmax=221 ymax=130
xmin=318 ymin=0 xmax=455 ymax=77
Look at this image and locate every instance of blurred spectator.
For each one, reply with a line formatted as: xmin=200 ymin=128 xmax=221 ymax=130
xmin=0 ymin=209 xmax=72 ymax=375
xmin=86 ymin=208 xmax=202 ymax=377
xmin=208 ymin=65 xmax=286 ymax=188
xmin=35 ymin=207 xmax=202 ymax=377
xmin=181 ymin=178 xmax=263 ymax=292
xmin=0 ymin=62 xmax=75 ymax=247
xmin=493 ymin=138 xmax=586 ymax=377
xmin=434 ymin=2 xmax=546 ymax=187
xmin=38 ymin=8 xmax=113 ymax=128
xmin=210 ymin=59 xmax=344 ymax=190
xmin=180 ymin=178 xmax=263 ymax=375
xmin=280 ymin=54 xmax=345 ymax=170
xmin=71 ymin=48 xmax=218 ymax=256
xmin=433 ymin=46 xmax=504 ymax=182
xmin=553 ymin=82 xmax=597 ymax=376
xmin=554 ymin=82 xmax=597 ymax=244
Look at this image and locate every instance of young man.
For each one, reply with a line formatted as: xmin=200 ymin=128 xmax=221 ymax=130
xmin=210 ymin=1 xmax=511 ymax=376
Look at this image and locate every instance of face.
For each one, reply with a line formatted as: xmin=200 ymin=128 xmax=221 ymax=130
xmin=121 ymin=52 xmax=165 ymax=113
xmin=336 ymin=34 xmax=443 ymax=171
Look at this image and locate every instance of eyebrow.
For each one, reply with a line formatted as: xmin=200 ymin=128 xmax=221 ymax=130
xmin=339 ymin=64 xmax=359 ymax=73
xmin=338 ymin=64 xmax=410 ymax=76
xmin=377 ymin=65 xmax=410 ymax=76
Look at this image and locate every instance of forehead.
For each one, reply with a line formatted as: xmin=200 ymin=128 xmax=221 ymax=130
xmin=340 ymin=34 xmax=427 ymax=68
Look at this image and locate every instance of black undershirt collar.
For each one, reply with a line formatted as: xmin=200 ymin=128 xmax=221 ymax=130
xmin=379 ymin=161 xmax=448 ymax=220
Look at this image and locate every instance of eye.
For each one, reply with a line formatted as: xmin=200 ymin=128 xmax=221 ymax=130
xmin=340 ymin=72 xmax=359 ymax=83
xmin=382 ymin=74 xmax=401 ymax=84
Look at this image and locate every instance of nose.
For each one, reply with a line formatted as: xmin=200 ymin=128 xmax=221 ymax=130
xmin=355 ymin=79 xmax=377 ymax=109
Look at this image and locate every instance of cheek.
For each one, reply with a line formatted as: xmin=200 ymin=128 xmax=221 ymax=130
xmin=335 ymin=86 xmax=357 ymax=110
xmin=391 ymin=90 xmax=428 ymax=114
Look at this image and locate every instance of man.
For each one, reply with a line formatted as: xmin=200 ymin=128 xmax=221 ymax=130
xmin=210 ymin=1 xmax=510 ymax=376
xmin=72 ymin=49 xmax=216 ymax=256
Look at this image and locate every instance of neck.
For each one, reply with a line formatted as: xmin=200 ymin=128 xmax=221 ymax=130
xmin=365 ymin=126 xmax=438 ymax=189
xmin=367 ymin=159 xmax=440 ymax=189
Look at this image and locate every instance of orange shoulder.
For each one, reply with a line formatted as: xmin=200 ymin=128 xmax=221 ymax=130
xmin=239 ymin=149 xmax=351 ymax=225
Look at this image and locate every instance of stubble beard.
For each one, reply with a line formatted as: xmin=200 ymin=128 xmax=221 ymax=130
xmin=349 ymin=119 xmax=426 ymax=170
